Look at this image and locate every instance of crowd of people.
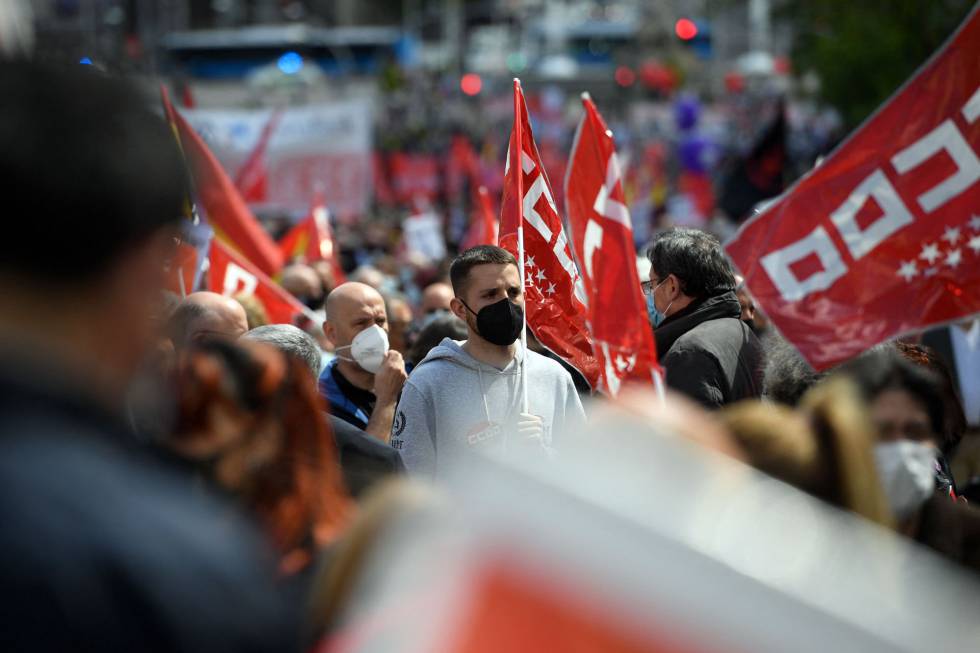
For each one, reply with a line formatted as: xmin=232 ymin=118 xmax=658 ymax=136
xmin=2 ymin=58 xmax=979 ymax=652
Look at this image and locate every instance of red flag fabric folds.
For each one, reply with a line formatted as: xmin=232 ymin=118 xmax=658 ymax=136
xmin=279 ymin=189 xmax=347 ymax=284
xmin=462 ymin=186 xmax=499 ymax=251
xmin=565 ymin=94 xmax=660 ymax=396
xmin=499 ymin=80 xmax=598 ymax=389
xmin=726 ymin=8 xmax=980 ymax=370
xmin=161 ymin=88 xmax=284 ymax=277
xmin=208 ymin=239 xmax=307 ymax=325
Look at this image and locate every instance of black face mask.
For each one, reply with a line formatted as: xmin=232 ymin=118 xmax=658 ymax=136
xmin=461 ymin=297 xmax=524 ymax=346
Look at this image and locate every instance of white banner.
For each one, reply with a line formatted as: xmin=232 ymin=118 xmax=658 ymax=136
xmin=184 ymin=101 xmax=373 ymax=217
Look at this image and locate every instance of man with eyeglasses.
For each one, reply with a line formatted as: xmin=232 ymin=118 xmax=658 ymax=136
xmin=643 ymin=228 xmax=763 ymax=408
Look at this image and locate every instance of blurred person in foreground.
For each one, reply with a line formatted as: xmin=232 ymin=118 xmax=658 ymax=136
xmin=245 ymin=324 xmax=405 ymax=499
xmin=0 ymin=61 xmax=294 ymax=651
xmin=320 ymin=282 xmax=407 ymax=442
xmin=391 ymin=246 xmax=585 ymax=478
xmin=721 ymin=378 xmax=894 ymax=528
xmin=645 ymin=228 xmax=763 ymax=408
xmin=167 ymin=339 xmax=353 ymax=580
xmin=842 ymin=352 xmax=980 ymax=571
xmin=168 ymin=290 xmax=249 ymax=349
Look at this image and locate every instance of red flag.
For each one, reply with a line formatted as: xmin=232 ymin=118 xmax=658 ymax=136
xmin=234 ymin=109 xmax=282 ymax=203
xmin=726 ymin=8 xmax=980 ymax=370
xmin=499 ymin=80 xmax=598 ymax=389
xmin=279 ymin=189 xmax=347 ymax=284
xmin=161 ymin=88 xmax=284 ymax=277
xmin=565 ymin=94 xmax=660 ymax=396
xmin=462 ymin=185 xmax=499 ymax=250
xmin=208 ymin=239 xmax=307 ymax=325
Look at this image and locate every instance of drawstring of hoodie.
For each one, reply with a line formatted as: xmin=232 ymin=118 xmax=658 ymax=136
xmin=475 ymin=350 xmax=526 ymax=457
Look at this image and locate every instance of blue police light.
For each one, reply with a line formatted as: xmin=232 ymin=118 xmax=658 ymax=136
xmin=79 ymin=57 xmax=93 ymax=65
xmin=277 ymin=51 xmax=303 ymax=75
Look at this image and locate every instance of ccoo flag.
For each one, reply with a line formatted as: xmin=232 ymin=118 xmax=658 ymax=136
xmin=499 ymin=80 xmax=598 ymax=389
xmin=565 ymin=94 xmax=661 ymax=396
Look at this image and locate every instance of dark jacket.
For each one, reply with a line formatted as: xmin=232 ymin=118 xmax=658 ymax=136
xmin=654 ymin=291 xmax=763 ymax=408
xmin=328 ymin=414 xmax=405 ymax=498
xmin=915 ymin=493 xmax=980 ymax=573
xmin=0 ymin=360 xmax=297 ymax=653
xmin=318 ymin=358 xmax=372 ymax=430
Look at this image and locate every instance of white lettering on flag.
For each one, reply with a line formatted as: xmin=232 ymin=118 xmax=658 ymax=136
xmin=223 ymin=262 xmax=258 ymax=297
xmin=760 ymin=226 xmax=848 ymax=302
xmin=830 ymin=169 xmax=914 ymax=260
xmin=890 ymin=119 xmax=980 ymax=213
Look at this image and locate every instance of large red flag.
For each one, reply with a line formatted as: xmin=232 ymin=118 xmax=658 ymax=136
xmin=234 ymin=109 xmax=282 ymax=203
xmin=161 ymin=88 xmax=284 ymax=277
xmin=279 ymin=188 xmax=347 ymax=284
xmin=462 ymin=185 xmax=499 ymax=250
xmin=565 ymin=94 xmax=660 ymax=396
xmin=208 ymin=239 xmax=307 ymax=325
xmin=726 ymin=8 xmax=980 ymax=370
xmin=499 ymin=80 xmax=598 ymax=389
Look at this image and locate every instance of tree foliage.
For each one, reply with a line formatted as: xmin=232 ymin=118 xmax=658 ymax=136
xmin=784 ymin=0 xmax=975 ymax=129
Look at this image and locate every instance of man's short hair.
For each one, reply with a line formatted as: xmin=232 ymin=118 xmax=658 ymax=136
xmin=647 ymin=228 xmax=736 ymax=299
xmin=244 ymin=324 xmax=322 ymax=377
xmin=449 ymin=245 xmax=518 ymax=297
xmin=0 ymin=60 xmax=188 ymax=284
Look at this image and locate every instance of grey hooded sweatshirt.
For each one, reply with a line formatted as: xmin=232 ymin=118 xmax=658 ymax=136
xmin=391 ymin=338 xmax=585 ymax=478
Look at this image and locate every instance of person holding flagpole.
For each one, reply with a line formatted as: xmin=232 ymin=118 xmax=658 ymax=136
xmin=391 ymin=245 xmax=585 ymax=479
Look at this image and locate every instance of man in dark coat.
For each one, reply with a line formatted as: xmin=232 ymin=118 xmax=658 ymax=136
xmin=645 ymin=228 xmax=763 ymax=408
xmin=0 ymin=61 xmax=294 ymax=652
xmin=244 ymin=324 xmax=405 ymax=498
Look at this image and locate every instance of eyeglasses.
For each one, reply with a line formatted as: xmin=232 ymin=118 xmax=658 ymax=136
xmin=641 ymin=277 xmax=661 ymax=296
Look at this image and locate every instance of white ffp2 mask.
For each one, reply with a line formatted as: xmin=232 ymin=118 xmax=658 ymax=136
xmin=337 ymin=324 xmax=388 ymax=374
xmin=874 ymin=441 xmax=936 ymax=521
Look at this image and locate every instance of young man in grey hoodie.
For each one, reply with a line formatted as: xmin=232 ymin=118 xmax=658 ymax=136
xmin=391 ymin=245 xmax=586 ymax=477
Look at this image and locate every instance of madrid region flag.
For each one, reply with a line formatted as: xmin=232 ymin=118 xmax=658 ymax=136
xmin=499 ymin=80 xmax=598 ymax=389
xmin=565 ymin=94 xmax=660 ymax=396
xmin=208 ymin=239 xmax=308 ymax=325
xmin=726 ymin=7 xmax=980 ymax=370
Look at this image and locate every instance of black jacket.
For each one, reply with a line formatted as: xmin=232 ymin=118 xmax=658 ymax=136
xmin=0 ymin=360 xmax=297 ymax=653
xmin=328 ymin=414 xmax=405 ymax=498
xmin=654 ymin=291 xmax=763 ymax=408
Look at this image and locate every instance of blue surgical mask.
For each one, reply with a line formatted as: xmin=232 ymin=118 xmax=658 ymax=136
xmin=647 ymin=279 xmax=671 ymax=328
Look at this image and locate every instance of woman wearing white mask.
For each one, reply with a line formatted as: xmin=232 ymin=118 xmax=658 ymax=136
xmin=844 ymin=351 xmax=980 ymax=572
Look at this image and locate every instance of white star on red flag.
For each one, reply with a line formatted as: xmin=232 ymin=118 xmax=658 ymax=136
xmin=969 ymin=234 xmax=980 ymax=254
xmin=525 ymin=255 xmax=536 ymax=268
xmin=536 ymin=268 xmax=547 ymax=283
xmin=946 ymin=248 xmax=963 ymax=268
xmin=942 ymin=226 xmax=962 ymax=245
xmin=969 ymin=215 xmax=980 ymax=231
xmin=897 ymin=260 xmax=918 ymax=281
xmin=545 ymin=281 xmax=557 ymax=296
xmin=919 ymin=242 xmax=941 ymax=264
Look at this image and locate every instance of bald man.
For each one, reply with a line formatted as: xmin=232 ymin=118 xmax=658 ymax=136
xmin=420 ymin=282 xmax=453 ymax=316
xmin=168 ymin=291 xmax=249 ymax=349
xmin=320 ymin=282 xmax=407 ymax=442
xmin=280 ymin=263 xmax=325 ymax=310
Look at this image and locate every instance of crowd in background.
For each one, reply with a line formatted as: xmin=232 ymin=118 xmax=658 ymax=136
xmin=1 ymin=56 xmax=979 ymax=653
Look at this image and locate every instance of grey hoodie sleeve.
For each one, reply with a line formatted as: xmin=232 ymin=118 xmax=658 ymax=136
xmin=390 ymin=381 xmax=436 ymax=478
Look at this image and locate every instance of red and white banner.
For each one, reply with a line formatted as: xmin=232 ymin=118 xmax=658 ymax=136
xmin=183 ymin=102 xmax=373 ymax=218
xmin=208 ymin=239 xmax=307 ymax=325
xmin=726 ymin=8 xmax=980 ymax=370
xmin=279 ymin=188 xmax=347 ymax=285
xmin=565 ymin=95 xmax=660 ymax=396
xmin=500 ymin=80 xmax=598 ymax=389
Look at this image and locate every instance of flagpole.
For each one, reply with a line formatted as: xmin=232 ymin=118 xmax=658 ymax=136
xmin=514 ymin=78 xmax=530 ymax=415
xmin=652 ymin=368 xmax=666 ymax=406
